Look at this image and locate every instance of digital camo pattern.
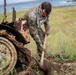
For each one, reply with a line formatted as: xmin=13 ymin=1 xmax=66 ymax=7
xmin=23 ymin=6 xmax=50 ymax=56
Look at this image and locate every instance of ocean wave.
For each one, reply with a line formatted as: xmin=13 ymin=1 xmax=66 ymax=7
xmin=59 ymin=1 xmax=67 ymax=4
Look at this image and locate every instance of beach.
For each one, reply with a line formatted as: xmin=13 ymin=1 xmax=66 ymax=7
xmin=0 ymin=0 xmax=76 ymax=12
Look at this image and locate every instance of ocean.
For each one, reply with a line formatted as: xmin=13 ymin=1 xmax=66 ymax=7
xmin=0 ymin=0 xmax=76 ymax=12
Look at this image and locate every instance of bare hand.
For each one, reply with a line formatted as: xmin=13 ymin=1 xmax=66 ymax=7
xmin=45 ymin=31 xmax=49 ymax=36
xmin=40 ymin=44 xmax=45 ymax=51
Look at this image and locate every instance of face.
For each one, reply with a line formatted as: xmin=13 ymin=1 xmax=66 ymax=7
xmin=39 ymin=6 xmax=50 ymax=17
xmin=41 ymin=9 xmax=47 ymax=17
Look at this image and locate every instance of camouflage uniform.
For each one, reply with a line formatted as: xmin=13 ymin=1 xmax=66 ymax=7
xmin=23 ymin=6 xmax=50 ymax=56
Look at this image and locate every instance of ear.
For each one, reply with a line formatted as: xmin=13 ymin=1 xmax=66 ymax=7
xmin=39 ymin=5 xmax=42 ymax=11
xmin=21 ymin=20 xmax=27 ymax=25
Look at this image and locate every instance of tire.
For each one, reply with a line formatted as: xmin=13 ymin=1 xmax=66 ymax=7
xmin=0 ymin=36 xmax=17 ymax=75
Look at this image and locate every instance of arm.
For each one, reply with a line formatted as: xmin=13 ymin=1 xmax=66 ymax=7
xmin=28 ymin=13 xmax=42 ymax=45
xmin=44 ymin=16 xmax=50 ymax=35
xmin=28 ymin=13 xmax=45 ymax=51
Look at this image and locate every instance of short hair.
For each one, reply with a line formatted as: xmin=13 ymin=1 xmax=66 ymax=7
xmin=41 ymin=1 xmax=52 ymax=14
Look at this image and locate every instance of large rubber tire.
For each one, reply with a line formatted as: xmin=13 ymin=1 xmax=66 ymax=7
xmin=0 ymin=36 xmax=17 ymax=75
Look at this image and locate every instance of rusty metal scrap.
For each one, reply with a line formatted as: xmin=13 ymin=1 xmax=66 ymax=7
xmin=4 ymin=0 xmax=7 ymax=22
xmin=0 ymin=30 xmax=31 ymax=64
xmin=12 ymin=7 xmax=16 ymax=22
xmin=14 ymin=19 xmax=30 ymax=43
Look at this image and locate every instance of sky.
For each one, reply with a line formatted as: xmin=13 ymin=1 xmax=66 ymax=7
xmin=0 ymin=0 xmax=36 ymax=5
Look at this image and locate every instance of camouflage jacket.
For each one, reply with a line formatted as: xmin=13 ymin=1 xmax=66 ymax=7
xmin=28 ymin=6 xmax=50 ymax=31
xmin=22 ymin=6 xmax=50 ymax=45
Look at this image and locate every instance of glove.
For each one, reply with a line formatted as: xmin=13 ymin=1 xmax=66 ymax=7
xmin=45 ymin=31 xmax=49 ymax=36
xmin=40 ymin=44 xmax=45 ymax=51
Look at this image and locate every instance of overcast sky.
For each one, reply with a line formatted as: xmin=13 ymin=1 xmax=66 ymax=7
xmin=0 ymin=0 xmax=36 ymax=5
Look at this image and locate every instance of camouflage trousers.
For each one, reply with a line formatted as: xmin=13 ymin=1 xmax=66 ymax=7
xmin=28 ymin=24 xmax=45 ymax=57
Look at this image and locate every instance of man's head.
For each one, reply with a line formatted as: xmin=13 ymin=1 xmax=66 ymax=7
xmin=40 ymin=1 xmax=52 ymax=17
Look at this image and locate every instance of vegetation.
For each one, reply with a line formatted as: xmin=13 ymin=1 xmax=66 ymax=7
xmin=0 ymin=5 xmax=76 ymax=61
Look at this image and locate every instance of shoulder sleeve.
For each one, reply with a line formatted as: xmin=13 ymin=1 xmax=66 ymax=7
xmin=44 ymin=16 xmax=50 ymax=31
xmin=28 ymin=12 xmax=36 ymax=25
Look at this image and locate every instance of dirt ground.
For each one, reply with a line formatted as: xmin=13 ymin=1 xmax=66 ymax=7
xmin=16 ymin=57 xmax=76 ymax=75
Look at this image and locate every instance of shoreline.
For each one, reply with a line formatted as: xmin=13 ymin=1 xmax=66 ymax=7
xmin=0 ymin=5 xmax=76 ymax=14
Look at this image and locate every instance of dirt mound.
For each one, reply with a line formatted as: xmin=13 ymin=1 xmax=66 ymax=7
xmin=42 ymin=58 xmax=76 ymax=75
xmin=17 ymin=58 xmax=76 ymax=75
